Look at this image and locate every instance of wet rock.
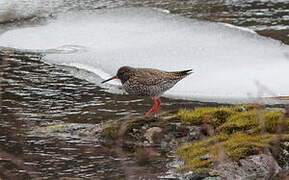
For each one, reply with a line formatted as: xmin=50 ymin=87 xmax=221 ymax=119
xmin=203 ymin=177 xmax=221 ymax=180
xmin=32 ymin=123 xmax=95 ymax=135
xmin=161 ymin=159 xmax=210 ymax=180
xmin=200 ymin=154 xmax=210 ymax=161
xmin=277 ymin=141 xmax=289 ymax=169
xmin=210 ymin=154 xmax=281 ymax=180
xmin=30 ymin=122 xmax=114 ymax=141
xmin=158 ymin=123 xmax=201 ymax=150
xmin=144 ymin=127 xmax=162 ymax=145
xmin=32 ymin=111 xmax=202 ymax=148
xmin=187 ymin=126 xmax=201 ymax=141
xmin=159 ymin=170 xmax=209 ymax=180
xmin=29 ymin=108 xmax=289 ymax=180
xmin=135 ymin=148 xmax=161 ymax=165
xmin=163 ymin=154 xmax=281 ymax=180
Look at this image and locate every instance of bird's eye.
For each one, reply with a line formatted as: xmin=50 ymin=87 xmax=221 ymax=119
xmin=118 ymin=72 xmax=124 ymax=77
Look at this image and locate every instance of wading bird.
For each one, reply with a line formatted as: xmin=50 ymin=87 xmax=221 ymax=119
xmin=102 ymin=66 xmax=192 ymax=115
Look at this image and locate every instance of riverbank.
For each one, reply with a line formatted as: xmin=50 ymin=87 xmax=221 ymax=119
xmin=33 ymin=105 xmax=289 ymax=179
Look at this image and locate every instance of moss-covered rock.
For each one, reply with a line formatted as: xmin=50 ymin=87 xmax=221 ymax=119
xmin=219 ymin=109 xmax=288 ymax=134
xmin=218 ymin=110 xmax=260 ymax=133
xmin=32 ymin=105 xmax=289 ymax=179
xmin=100 ymin=124 xmax=120 ymax=140
xmin=220 ymin=132 xmax=273 ymax=161
xmin=98 ymin=112 xmax=193 ymax=147
xmin=176 ymin=135 xmax=222 ymax=172
xmin=178 ymin=107 xmax=235 ymax=128
xmin=177 ymin=105 xmax=289 ymax=173
xmin=264 ymin=110 xmax=288 ymax=133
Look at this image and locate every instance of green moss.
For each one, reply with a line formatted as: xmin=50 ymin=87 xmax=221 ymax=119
xmin=177 ymin=138 xmax=215 ymax=171
xmin=100 ymin=125 xmax=120 ymax=140
xmin=218 ymin=110 xmax=260 ymax=133
xmin=219 ymin=109 xmax=289 ymax=134
xmin=264 ymin=110 xmax=288 ymax=133
xmin=176 ymin=105 xmax=289 ymax=172
xmin=178 ymin=107 xmax=235 ymax=127
xmin=177 ymin=134 xmax=229 ymax=171
xmin=177 ymin=132 xmax=279 ymax=171
xmin=220 ymin=132 xmax=273 ymax=161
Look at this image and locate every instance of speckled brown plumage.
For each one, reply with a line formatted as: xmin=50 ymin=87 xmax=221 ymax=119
xmin=117 ymin=66 xmax=192 ymax=97
xmin=101 ymin=66 xmax=192 ymax=115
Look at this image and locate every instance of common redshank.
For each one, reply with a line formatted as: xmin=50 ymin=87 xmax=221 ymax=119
xmin=101 ymin=66 xmax=192 ymax=115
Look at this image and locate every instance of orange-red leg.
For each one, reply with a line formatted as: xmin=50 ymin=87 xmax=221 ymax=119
xmin=144 ymin=97 xmax=161 ymax=115
xmin=155 ymin=98 xmax=161 ymax=112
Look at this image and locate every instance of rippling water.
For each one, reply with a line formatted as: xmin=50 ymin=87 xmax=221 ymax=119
xmin=1 ymin=0 xmax=289 ymax=179
xmin=0 ymin=50 xmax=205 ymax=178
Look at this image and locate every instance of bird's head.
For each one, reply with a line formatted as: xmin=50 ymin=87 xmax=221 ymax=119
xmin=101 ymin=66 xmax=134 ymax=84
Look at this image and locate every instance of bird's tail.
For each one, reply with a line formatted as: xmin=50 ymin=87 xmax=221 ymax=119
xmin=173 ymin=69 xmax=193 ymax=76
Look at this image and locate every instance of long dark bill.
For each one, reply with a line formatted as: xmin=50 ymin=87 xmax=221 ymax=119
xmin=101 ymin=75 xmax=118 ymax=84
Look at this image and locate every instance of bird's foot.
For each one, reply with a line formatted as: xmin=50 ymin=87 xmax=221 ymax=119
xmin=144 ymin=110 xmax=156 ymax=115
xmin=144 ymin=107 xmax=155 ymax=115
xmin=144 ymin=105 xmax=160 ymax=115
xmin=144 ymin=97 xmax=161 ymax=115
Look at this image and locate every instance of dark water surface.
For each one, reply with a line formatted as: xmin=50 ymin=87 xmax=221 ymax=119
xmin=0 ymin=51 xmax=207 ymax=179
xmin=1 ymin=0 xmax=289 ymax=179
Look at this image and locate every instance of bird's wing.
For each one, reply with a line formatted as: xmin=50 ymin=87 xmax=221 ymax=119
xmin=134 ymin=68 xmax=185 ymax=86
